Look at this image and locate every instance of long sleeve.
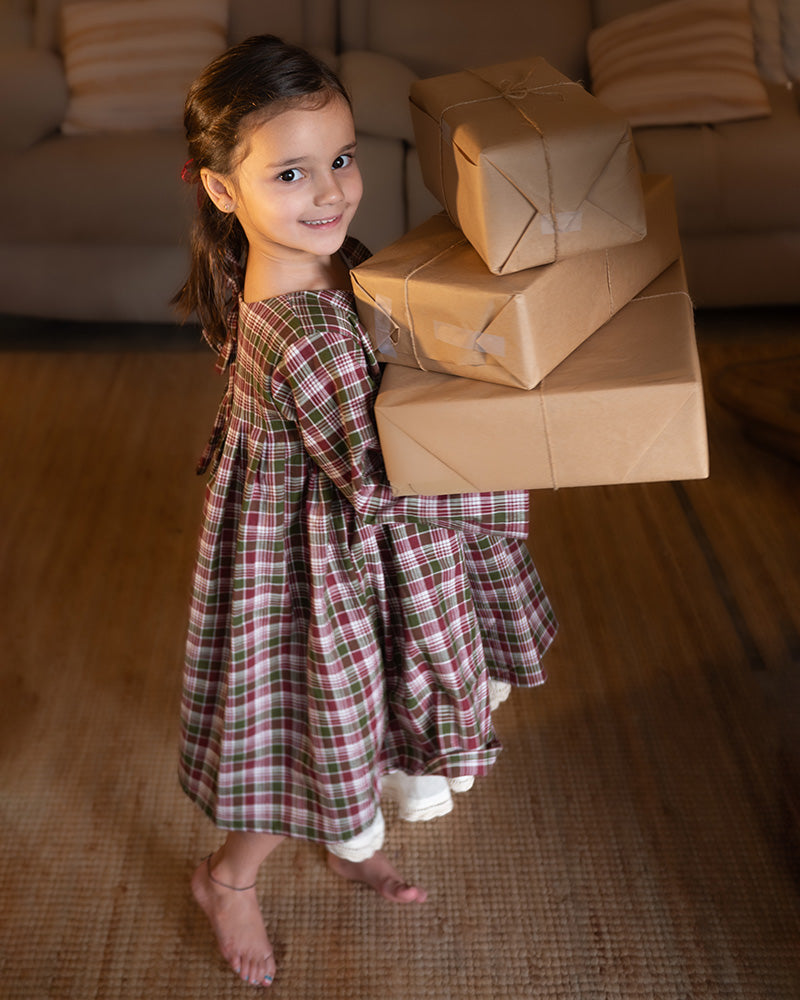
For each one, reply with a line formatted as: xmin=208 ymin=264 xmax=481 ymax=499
xmin=267 ymin=294 xmax=529 ymax=539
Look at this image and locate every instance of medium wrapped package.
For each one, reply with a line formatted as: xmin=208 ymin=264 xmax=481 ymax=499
xmin=352 ymin=174 xmax=680 ymax=390
xmin=409 ymin=56 xmax=647 ymax=274
xmin=375 ymin=260 xmax=708 ymax=495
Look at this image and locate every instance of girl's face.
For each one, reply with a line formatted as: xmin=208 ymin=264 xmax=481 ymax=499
xmin=209 ymin=97 xmax=362 ymax=266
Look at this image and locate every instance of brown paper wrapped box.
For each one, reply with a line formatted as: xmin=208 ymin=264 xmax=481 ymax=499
xmin=353 ymin=174 xmax=680 ymax=390
xmin=409 ymin=56 xmax=646 ymax=275
xmin=375 ymin=260 xmax=708 ymax=495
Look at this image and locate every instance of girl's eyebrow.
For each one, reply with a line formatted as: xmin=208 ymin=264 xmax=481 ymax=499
xmin=266 ymin=140 xmax=357 ymax=170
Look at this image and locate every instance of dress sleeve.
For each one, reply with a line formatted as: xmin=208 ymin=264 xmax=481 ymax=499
xmin=269 ymin=297 xmax=528 ymax=539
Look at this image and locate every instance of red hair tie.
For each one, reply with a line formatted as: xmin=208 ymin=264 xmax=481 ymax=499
xmin=180 ymin=158 xmax=206 ymax=207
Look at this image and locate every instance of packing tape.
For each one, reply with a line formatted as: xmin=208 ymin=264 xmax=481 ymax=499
xmin=434 ymin=321 xmax=506 ymax=362
xmin=540 ymin=209 xmax=583 ymax=236
xmin=373 ymin=294 xmax=397 ymax=357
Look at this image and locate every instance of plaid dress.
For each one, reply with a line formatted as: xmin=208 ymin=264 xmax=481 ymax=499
xmin=179 ymin=239 xmax=556 ymax=844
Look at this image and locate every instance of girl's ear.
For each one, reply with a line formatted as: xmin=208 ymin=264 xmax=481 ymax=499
xmin=201 ymin=169 xmax=237 ymax=214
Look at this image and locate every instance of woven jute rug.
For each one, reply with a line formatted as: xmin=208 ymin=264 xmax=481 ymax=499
xmin=2 ymin=340 xmax=799 ymax=999
xmin=3 ymin=679 xmax=799 ymax=999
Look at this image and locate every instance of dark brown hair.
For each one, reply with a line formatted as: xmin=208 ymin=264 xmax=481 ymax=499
xmin=172 ymin=35 xmax=351 ymax=349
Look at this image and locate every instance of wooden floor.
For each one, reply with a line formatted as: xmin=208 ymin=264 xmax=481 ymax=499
xmin=0 ymin=304 xmax=798 ymax=999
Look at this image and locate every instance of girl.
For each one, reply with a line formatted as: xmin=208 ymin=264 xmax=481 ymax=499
xmin=174 ymin=35 xmax=556 ymax=988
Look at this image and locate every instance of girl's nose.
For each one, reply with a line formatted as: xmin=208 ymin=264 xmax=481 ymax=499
xmin=314 ymin=173 xmax=344 ymax=206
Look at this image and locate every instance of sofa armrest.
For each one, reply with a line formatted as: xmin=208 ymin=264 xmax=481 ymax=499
xmin=339 ymin=50 xmax=418 ymax=144
xmin=0 ymin=49 xmax=68 ymax=150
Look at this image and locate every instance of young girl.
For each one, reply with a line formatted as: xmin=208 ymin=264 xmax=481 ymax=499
xmin=174 ymin=35 xmax=556 ymax=988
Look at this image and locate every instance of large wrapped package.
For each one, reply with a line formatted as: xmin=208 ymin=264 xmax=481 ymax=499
xmin=409 ymin=56 xmax=646 ymax=274
xmin=352 ymin=175 xmax=680 ymax=390
xmin=375 ymin=260 xmax=708 ymax=495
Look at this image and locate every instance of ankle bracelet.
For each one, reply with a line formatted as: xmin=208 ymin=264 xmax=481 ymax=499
xmin=203 ymin=854 xmax=257 ymax=891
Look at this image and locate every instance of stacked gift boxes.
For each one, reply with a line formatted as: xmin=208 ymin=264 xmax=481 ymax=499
xmin=351 ymin=56 xmax=709 ymax=496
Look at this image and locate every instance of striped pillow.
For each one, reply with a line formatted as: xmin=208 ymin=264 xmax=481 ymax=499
xmin=61 ymin=0 xmax=228 ymax=133
xmin=588 ymin=0 xmax=771 ymax=127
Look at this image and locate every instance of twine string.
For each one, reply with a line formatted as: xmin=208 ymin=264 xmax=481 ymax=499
xmin=402 ymin=236 xmax=469 ymax=369
xmin=537 ymin=375 xmax=558 ymax=491
xmin=604 ymin=249 xmax=614 ymax=318
xmin=434 ymin=71 xmax=578 ymax=261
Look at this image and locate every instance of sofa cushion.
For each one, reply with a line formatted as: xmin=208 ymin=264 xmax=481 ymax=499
xmin=348 ymin=132 xmax=406 ymax=252
xmin=0 ymin=131 xmax=194 ymax=244
xmin=60 ymin=0 xmax=228 ymax=133
xmin=0 ymin=48 xmax=68 ymax=149
xmin=588 ymin=0 xmax=772 ymax=126
xmin=338 ymin=0 xmax=593 ymax=83
xmin=36 ymin=0 xmax=338 ymax=52
xmin=339 ymin=50 xmax=418 ymax=143
xmin=0 ymin=243 xmax=190 ymax=322
xmin=633 ymin=82 xmax=800 ymax=234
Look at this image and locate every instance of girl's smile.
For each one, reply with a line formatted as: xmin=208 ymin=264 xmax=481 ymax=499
xmin=302 ymin=216 xmax=342 ymax=227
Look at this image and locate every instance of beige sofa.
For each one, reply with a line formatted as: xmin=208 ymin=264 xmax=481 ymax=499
xmin=0 ymin=0 xmax=340 ymax=322
xmin=1 ymin=0 xmax=798 ymax=322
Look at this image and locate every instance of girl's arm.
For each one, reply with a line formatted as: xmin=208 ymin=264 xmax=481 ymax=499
xmin=271 ymin=305 xmax=528 ymax=539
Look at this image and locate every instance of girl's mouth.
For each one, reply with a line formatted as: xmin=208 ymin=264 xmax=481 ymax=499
xmin=302 ymin=215 xmax=342 ymax=228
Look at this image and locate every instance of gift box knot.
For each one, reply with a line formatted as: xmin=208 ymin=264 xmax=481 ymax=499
xmin=435 ymin=69 xmax=584 ymax=262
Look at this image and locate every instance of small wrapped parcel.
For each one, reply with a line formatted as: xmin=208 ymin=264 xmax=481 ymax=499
xmin=352 ymin=175 xmax=680 ymax=390
xmin=374 ymin=261 xmax=709 ymax=495
xmin=409 ymin=55 xmax=647 ymax=274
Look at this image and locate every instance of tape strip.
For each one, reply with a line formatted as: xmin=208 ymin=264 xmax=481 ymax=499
xmin=374 ymin=294 xmax=397 ymax=357
xmin=434 ymin=322 xmax=507 ymax=361
xmin=540 ymin=209 xmax=583 ymax=235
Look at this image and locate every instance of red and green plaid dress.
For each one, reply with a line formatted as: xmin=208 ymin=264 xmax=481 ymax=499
xmin=179 ymin=239 xmax=556 ymax=844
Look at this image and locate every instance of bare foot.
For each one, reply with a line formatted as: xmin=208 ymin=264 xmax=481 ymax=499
xmin=191 ymin=855 xmax=276 ymax=987
xmin=327 ymin=850 xmax=428 ymax=903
